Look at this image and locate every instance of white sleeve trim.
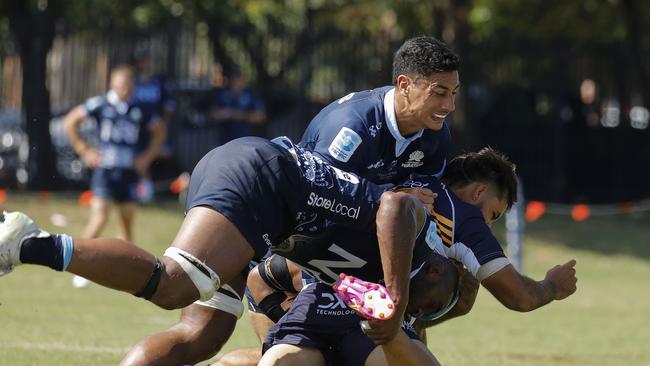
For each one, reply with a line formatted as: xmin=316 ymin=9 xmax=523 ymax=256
xmin=476 ymin=257 xmax=511 ymax=282
xmin=444 ymin=241 xmax=510 ymax=282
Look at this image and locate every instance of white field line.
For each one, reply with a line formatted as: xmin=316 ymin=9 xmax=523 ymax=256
xmin=2 ymin=341 xmax=129 ymax=354
xmin=2 ymin=341 xmax=228 ymax=360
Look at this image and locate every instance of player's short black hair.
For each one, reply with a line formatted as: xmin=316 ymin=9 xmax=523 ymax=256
xmin=442 ymin=147 xmax=518 ymax=209
xmin=392 ymin=36 xmax=460 ymax=83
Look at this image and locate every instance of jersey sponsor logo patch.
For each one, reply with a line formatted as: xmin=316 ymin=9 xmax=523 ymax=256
xmin=316 ymin=291 xmax=355 ymax=316
xmin=402 ymin=150 xmax=425 ymax=168
xmin=328 ymin=127 xmax=362 ymax=163
xmin=317 ymin=292 xmax=348 ymax=310
xmin=331 ymin=166 xmax=360 ymax=184
xmin=307 ymin=192 xmax=361 ymax=220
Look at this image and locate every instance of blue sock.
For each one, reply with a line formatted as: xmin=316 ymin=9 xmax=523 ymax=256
xmin=19 ymin=234 xmax=74 ymax=271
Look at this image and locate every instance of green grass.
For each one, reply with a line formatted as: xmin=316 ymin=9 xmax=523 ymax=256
xmin=1 ymin=192 xmax=649 ymax=365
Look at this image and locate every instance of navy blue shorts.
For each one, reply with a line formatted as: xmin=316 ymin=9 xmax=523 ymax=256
xmin=90 ymin=168 xmax=139 ymax=203
xmin=184 ymin=136 xmax=383 ymax=261
xmin=185 ymin=137 xmax=303 ymax=259
xmin=263 ymin=283 xmax=419 ymax=366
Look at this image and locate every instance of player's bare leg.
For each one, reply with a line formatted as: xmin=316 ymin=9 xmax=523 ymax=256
xmin=73 ymin=197 xmax=112 ymax=287
xmin=1 ymin=207 xmax=255 ymax=311
xmin=213 ymin=311 xmax=274 ymax=366
xmin=364 ymin=331 xmax=441 ymax=366
xmin=82 ymin=197 xmax=110 ymax=239
xmin=258 ymin=344 xmax=326 ymax=366
xmin=121 ymin=276 xmax=245 ymax=366
xmin=212 ymin=346 xmax=261 ymax=366
xmin=116 ymin=202 xmax=137 ymax=241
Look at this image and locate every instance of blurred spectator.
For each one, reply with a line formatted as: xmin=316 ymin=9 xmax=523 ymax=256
xmin=0 ymin=106 xmax=28 ymax=188
xmin=63 ymin=65 xmax=165 ymax=253
xmin=131 ymin=49 xmax=179 ymax=194
xmin=579 ymin=78 xmax=600 ymax=128
xmin=209 ymin=66 xmax=266 ymax=145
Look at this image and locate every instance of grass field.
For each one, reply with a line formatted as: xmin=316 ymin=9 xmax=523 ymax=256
xmin=1 ymin=192 xmax=649 ymax=366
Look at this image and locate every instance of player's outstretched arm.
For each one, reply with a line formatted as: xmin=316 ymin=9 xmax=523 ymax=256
xmin=481 ymin=260 xmax=578 ymax=312
xmin=63 ymin=105 xmax=100 ymax=168
xmin=367 ymin=191 xmax=427 ymax=344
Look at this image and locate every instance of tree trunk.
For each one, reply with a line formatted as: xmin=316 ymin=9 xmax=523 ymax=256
xmin=9 ymin=5 xmax=59 ymax=190
xmin=619 ymin=0 xmax=647 ymax=105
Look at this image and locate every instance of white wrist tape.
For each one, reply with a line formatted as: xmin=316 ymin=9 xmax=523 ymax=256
xmin=163 ymin=247 xmax=221 ymax=301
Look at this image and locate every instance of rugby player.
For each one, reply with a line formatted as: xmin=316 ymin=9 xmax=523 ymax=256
xmin=221 ymin=148 xmax=578 ymax=366
xmin=259 ymin=262 xmax=453 ymax=366
xmin=0 ymin=136 xmax=431 ymax=365
xmin=120 ymin=36 xmax=461 ymax=365
xmin=64 ymin=65 xmax=166 ymax=242
xmin=299 ymin=36 xmax=458 ymax=184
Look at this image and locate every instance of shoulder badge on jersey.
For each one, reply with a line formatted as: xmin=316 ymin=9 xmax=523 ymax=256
xmin=328 ymin=127 xmax=362 ymax=163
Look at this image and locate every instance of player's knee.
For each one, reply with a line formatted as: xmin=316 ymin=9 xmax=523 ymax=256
xmin=149 ymin=249 xmax=223 ymax=310
xmin=146 ymin=258 xmax=203 ymax=310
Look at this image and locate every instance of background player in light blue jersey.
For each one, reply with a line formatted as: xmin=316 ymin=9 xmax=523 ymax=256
xmin=63 ymin=65 xmax=166 ymax=242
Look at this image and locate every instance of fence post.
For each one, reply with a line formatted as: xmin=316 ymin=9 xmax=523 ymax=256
xmin=505 ymin=177 xmax=525 ymax=272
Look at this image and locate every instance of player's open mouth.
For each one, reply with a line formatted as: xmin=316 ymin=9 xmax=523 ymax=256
xmin=429 ymin=113 xmax=447 ymax=124
xmin=432 ymin=112 xmax=447 ymax=119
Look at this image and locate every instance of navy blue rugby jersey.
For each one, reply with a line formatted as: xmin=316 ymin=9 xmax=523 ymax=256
xmin=275 ymin=172 xmax=512 ymax=286
xmin=272 ymin=207 xmax=440 ymax=285
xmin=82 ymin=91 xmax=156 ymax=169
xmin=395 ymin=176 xmax=511 ymax=282
xmin=299 ymin=86 xmax=451 ymax=185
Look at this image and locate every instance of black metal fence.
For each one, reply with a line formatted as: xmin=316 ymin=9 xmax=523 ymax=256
xmin=1 ymin=27 xmax=649 ymax=204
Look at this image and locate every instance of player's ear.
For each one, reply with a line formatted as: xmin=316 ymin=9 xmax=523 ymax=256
xmin=424 ymin=257 xmax=444 ymax=276
xmin=396 ymin=74 xmax=411 ymax=97
xmin=472 ymin=183 xmax=489 ymax=203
